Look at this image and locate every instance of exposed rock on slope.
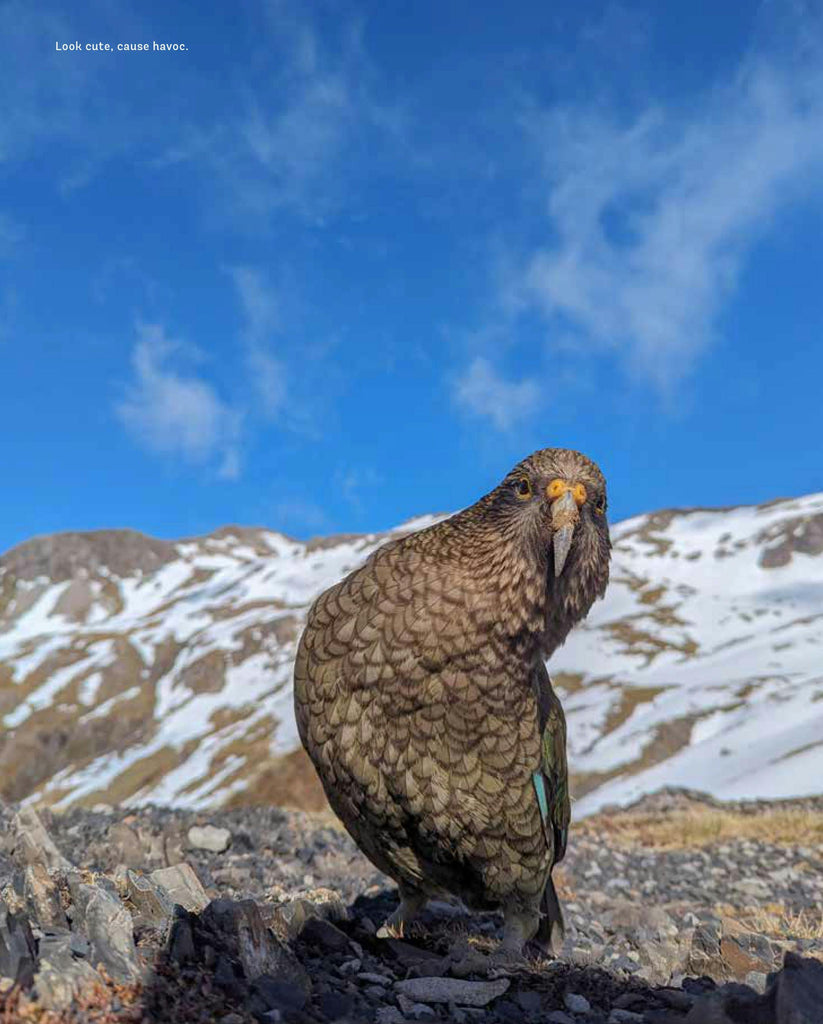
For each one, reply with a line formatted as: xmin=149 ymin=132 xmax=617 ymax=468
xmin=0 ymin=493 xmax=821 ymax=812
xmin=1 ymin=790 xmax=822 ymax=1022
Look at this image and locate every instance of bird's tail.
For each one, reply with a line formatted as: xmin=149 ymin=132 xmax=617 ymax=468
xmin=534 ymin=874 xmax=565 ymax=955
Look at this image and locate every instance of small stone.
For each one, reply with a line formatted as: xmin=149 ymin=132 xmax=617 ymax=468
xmin=187 ymin=825 xmax=232 ymax=854
xmin=744 ymin=970 xmax=768 ymax=994
xmin=733 ymin=878 xmax=769 ymax=899
xmin=376 ymin=1009 xmax=406 ymax=1024
xmin=395 ymin=976 xmax=510 ymax=1007
xmin=608 ymin=1011 xmax=644 ymax=1023
xmin=546 ymin=1013 xmax=575 ymax=1024
xmin=563 ymin=991 xmax=591 ymax=1014
xmin=358 ymin=971 xmax=394 ymax=985
xmin=397 ymin=993 xmax=435 ymax=1017
xmin=150 ymin=863 xmax=209 ymax=912
xmin=338 ymin=957 xmax=362 ymax=976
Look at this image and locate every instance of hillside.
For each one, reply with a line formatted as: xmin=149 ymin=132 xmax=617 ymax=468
xmin=0 ymin=493 xmax=821 ymax=813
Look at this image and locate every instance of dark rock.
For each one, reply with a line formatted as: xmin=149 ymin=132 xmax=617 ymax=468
xmin=657 ymin=988 xmax=695 ymax=1011
xmin=0 ymin=900 xmax=37 ymax=982
xmin=69 ymin=881 xmax=141 ymax=981
xmin=317 ymin=990 xmax=354 ymax=1018
xmin=34 ymin=932 xmax=102 ymax=1011
xmin=772 ymin=952 xmax=823 ymax=1024
xmin=300 ymin=916 xmax=351 ymax=953
xmin=384 ymin=938 xmax=450 ymax=977
xmin=248 ymin=973 xmax=308 ymax=1013
xmin=563 ymin=990 xmax=591 ymax=1014
xmin=516 ymin=989 xmax=543 ymax=1013
xmin=167 ymin=905 xmax=197 ymax=965
xmin=214 ymin=953 xmax=244 ymax=1000
xmin=200 ymin=898 xmax=311 ymax=997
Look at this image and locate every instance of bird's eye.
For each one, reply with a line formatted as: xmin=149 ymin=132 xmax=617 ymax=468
xmin=516 ymin=477 xmax=533 ymax=500
xmin=594 ymin=496 xmax=607 ymax=515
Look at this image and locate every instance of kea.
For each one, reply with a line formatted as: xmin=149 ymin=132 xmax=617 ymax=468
xmin=294 ymin=447 xmax=610 ymax=957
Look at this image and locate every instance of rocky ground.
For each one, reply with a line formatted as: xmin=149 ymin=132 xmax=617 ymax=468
xmin=0 ymin=789 xmax=822 ymax=1023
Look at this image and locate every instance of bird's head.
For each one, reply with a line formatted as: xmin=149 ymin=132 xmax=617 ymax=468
xmin=485 ymin=447 xmax=611 ymax=614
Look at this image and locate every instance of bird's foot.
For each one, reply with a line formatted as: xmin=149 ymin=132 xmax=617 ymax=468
xmin=376 ymin=892 xmax=427 ymax=940
xmin=487 ymin=906 xmax=538 ymax=973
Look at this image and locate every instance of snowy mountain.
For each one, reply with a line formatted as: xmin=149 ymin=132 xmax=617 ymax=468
xmin=0 ymin=494 xmax=821 ymax=815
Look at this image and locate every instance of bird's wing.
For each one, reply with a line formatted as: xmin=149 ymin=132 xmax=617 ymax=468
xmin=532 ymin=661 xmax=570 ymax=865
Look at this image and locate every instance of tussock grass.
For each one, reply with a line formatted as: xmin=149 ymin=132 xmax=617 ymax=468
xmin=580 ymin=806 xmax=823 ymax=849
xmin=740 ymin=905 xmax=823 ymax=941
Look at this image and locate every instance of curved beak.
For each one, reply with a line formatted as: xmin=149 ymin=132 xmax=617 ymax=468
xmin=551 ymin=489 xmax=579 ymax=577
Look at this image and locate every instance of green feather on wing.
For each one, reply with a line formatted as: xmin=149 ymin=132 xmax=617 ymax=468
xmin=532 ymin=668 xmax=571 ymax=865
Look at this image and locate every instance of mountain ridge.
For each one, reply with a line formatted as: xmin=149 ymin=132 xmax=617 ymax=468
xmin=0 ymin=493 xmax=821 ymax=815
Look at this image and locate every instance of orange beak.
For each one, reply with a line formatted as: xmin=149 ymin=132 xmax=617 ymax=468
xmin=547 ymin=480 xmax=585 ymax=577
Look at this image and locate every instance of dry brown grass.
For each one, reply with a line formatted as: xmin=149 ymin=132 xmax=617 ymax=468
xmin=580 ymin=806 xmax=823 ymax=850
xmin=739 ymin=905 xmax=823 ymax=941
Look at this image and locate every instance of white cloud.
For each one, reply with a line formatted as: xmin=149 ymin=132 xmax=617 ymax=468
xmin=334 ymin=466 xmax=383 ymax=513
xmin=513 ymin=36 xmax=823 ymax=389
xmin=159 ymin=9 xmax=402 ymax=227
xmin=272 ymin=497 xmax=328 ymax=534
xmin=115 ymin=324 xmax=242 ymax=478
xmin=454 ymin=358 xmax=540 ymax=431
xmin=227 ymin=266 xmax=287 ymax=417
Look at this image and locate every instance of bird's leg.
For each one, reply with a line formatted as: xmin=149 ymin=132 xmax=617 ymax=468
xmin=490 ymin=904 xmax=539 ymax=966
xmin=376 ymin=887 xmax=427 ymax=939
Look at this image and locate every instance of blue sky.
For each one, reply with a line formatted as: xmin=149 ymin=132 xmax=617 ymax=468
xmin=2 ymin=0 xmax=822 ymax=552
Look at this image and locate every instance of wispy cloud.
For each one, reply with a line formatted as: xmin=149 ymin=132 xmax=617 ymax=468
xmin=454 ymin=358 xmax=540 ymax=430
xmin=334 ymin=465 xmax=383 ymax=513
xmin=160 ymin=8 xmax=404 ymax=227
xmin=227 ymin=266 xmax=287 ymax=417
xmin=115 ymin=324 xmax=242 ymax=479
xmin=272 ymin=496 xmax=328 ymax=535
xmin=510 ymin=23 xmax=823 ymax=390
